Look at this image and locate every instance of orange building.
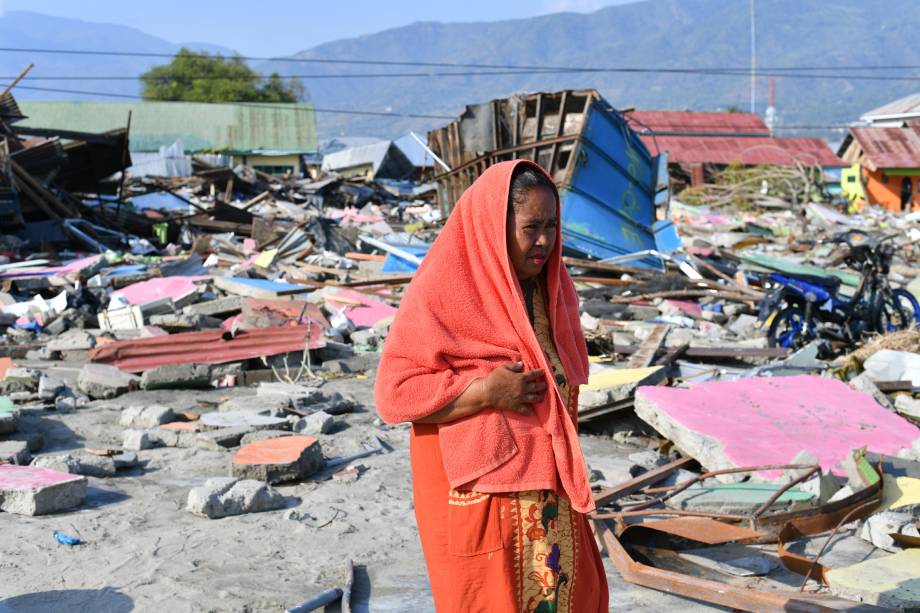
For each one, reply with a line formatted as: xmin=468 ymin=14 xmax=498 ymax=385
xmin=838 ymin=126 xmax=920 ymax=213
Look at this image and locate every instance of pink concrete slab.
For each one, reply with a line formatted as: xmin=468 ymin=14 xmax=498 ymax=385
xmin=326 ymin=288 xmax=397 ymax=328
xmin=636 ymin=375 xmax=920 ymax=480
xmin=663 ymin=299 xmax=703 ymax=318
xmin=0 ymin=464 xmax=83 ymax=488
xmin=0 ymin=255 xmax=103 ymax=280
xmin=160 ymin=422 xmax=199 ymax=431
xmin=112 ymin=276 xmax=209 ymax=306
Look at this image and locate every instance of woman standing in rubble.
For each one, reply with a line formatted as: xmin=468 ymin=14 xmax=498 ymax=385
xmin=375 ymin=160 xmax=607 ymax=613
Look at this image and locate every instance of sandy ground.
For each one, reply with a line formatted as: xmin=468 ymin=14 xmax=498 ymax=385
xmin=0 ymin=361 xmax=728 ymax=612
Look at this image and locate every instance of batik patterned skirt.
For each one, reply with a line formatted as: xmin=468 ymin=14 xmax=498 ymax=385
xmin=410 ymin=423 xmax=608 ymax=613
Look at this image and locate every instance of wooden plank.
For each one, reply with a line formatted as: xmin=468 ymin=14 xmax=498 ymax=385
xmin=627 ymin=324 xmax=669 ymax=369
xmin=593 ymin=457 xmax=696 ymax=507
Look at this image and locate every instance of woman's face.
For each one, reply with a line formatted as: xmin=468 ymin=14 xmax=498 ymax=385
xmin=506 ymin=186 xmax=558 ymax=280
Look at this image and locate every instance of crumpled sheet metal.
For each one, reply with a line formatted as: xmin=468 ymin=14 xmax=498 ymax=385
xmin=88 ymin=324 xmax=325 ymax=372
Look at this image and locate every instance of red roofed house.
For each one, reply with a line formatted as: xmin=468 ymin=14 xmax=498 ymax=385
xmin=838 ymin=125 xmax=920 ymax=213
xmin=623 ymin=110 xmax=844 ymax=188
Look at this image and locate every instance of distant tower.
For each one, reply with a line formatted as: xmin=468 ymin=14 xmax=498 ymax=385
xmin=765 ymin=78 xmax=776 ymax=136
xmin=750 ymin=0 xmax=756 ymax=114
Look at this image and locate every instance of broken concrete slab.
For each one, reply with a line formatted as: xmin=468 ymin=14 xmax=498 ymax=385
xmin=141 ymin=363 xmax=211 ymax=391
xmin=152 ymin=423 xmax=200 ymax=448
xmin=112 ymin=452 xmax=139 ymax=469
xmin=895 ymin=395 xmax=920 ymax=421
xmin=186 ymin=477 xmax=286 ymax=519
xmin=119 ymin=405 xmax=176 ymax=429
xmin=666 ymin=482 xmax=816 ymax=514
xmin=293 ymin=411 xmax=334 ymax=436
xmin=230 ymin=436 xmax=324 ymax=484
xmin=0 ymin=368 xmax=41 ymax=394
xmin=827 ymin=548 xmax=920 ymax=609
xmin=199 ymin=412 xmax=287 ymax=431
xmin=183 ymin=295 xmax=244 ymax=318
xmin=78 ymin=363 xmax=140 ymax=399
xmin=218 ymin=395 xmax=291 ymax=417
xmin=635 ymin=375 xmax=920 ymax=481
xmin=31 ymin=453 xmax=116 ymax=478
xmin=0 ymin=440 xmax=31 ymax=465
xmin=239 ymin=430 xmax=293 ymax=446
xmin=195 ymin=427 xmax=253 ymax=451
xmin=0 ymin=464 xmax=87 ymax=515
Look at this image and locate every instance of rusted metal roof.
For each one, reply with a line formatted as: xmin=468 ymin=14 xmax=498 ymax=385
xmin=626 ymin=110 xmax=770 ymax=135
xmin=848 ymin=125 xmax=920 ymax=171
xmin=639 ymin=134 xmax=844 ymax=167
xmin=88 ymin=325 xmax=325 ymax=373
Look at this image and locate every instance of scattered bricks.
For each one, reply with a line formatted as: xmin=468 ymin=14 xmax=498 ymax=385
xmin=0 ymin=368 xmax=41 ymax=394
xmin=37 ymin=374 xmax=67 ymax=402
xmin=141 ymin=364 xmax=211 ymax=391
xmin=46 ymin=329 xmax=96 ymax=352
xmin=186 ymin=477 xmax=285 ymax=519
xmin=112 ymin=452 xmax=139 ymax=470
xmin=119 ymin=405 xmax=176 ymax=429
xmin=240 ymin=430 xmax=293 ymax=446
xmin=293 ymin=411 xmax=334 ymax=436
xmin=0 ymin=465 xmax=87 ymax=516
xmin=31 ymin=453 xmax=116 ymax=478
xmin=859 ymin=511 xmax=919 ymax=552
xmin=122 ymin=429 xmax=156 ymax=451
xmin=0 ymin=398 xmax=19 ymax=434
xmin=199 ymin=412 xmax=287 ymax=431
xmin=78 ymin=363 xmax=140 ymax=400
xmin=195 ymin=427 xmax=253 ymax=451
xmin=230 ymin=436 xmax=324 ymax=484
xmin=0 ymin=440 xmax=31 ymax=465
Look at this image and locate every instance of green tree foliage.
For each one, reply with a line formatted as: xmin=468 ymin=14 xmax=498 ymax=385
xmin=141 ymin=48 xmax=304 ymax=103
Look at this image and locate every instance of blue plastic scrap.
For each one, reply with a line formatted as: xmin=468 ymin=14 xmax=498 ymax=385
xmin=53 ymin=531 xmax=82 ymax=546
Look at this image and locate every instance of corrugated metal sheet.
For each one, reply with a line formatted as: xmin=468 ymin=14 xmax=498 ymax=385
xmin=861 ymin=93 xmax=920 ymax=122
xmin=88 ymin=325 xmax=325 ymax=372
xmin=849 ymin=126 xmax=920 ymax=171
xmin=18 ymin=101 xmax=317 ymax=154
xmin=626 ymin=111 xmax=770 ymax=135
xmin=639 ymin=134 xmax=844 ymax=167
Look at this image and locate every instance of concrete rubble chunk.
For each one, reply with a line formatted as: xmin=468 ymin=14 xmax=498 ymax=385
xmin=218 ymin=395 xmax=291 ymax=417
xmin=230 ymin=436 xmax=324 ymax=484
xmin=119 ymin=404 xmax=176 ymax=429
xmin=895 ymin=395 xmax=920 ymax=421
xmin=859 ymin=511 xmax=919 ymax=552
xmin=112 ymin=452 xmax=139 ymax=469
xmin=31 ymin=453 xmax=116 ymax=478
xmin=78 ymin=363 xmax=141 ymax=400
xmin=199 ymin=411 xmax=287 ymax=431
xmin=0 ymin=464 xmax=87 ymax=516
xmin=122 ymin=429 xmax=156 ymax=451
xmin=293 ymin=411 xmax=334 ymax=436
xmin=152 ymin=422 xmax=200 ymax=448
xmin=46 ymin=329 xmax=96 ymax=352
xmin=141 ymin=363 xmax=212 ymax=391
xmin=186 ymin=477 xmax=286 ymax=519
xmin=849 ymin=373 xmax=896 ymax=412
xmin=37 ymin=374 xmax=67 ymax=402
xmin=0 ymin=440 xmax=31 ymax=465
xmin=0 ymin=368 xmax=41 ymax=394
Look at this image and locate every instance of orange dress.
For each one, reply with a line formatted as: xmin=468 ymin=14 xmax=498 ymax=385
xmin=410 ymin=283 xmax=608 ymax=612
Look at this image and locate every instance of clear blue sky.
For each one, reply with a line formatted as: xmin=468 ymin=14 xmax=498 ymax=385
xmin=0 ymin=0 xmax=636 ymax=57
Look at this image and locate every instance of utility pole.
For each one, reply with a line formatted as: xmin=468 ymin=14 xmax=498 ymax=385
xmin=750 ymin=0 xmax=756 ymax=114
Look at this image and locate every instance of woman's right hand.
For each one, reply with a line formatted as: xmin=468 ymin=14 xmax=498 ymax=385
xmin=482 ymin=362 xmax=547 ymax=415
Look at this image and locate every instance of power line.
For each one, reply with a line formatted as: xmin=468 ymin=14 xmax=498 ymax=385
xmin=0 ymin=45 xmax=919 ymax=74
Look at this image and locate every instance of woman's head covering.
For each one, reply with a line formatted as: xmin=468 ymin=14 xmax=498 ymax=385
xmin=375 ymin=159 xmax=593 ymax=511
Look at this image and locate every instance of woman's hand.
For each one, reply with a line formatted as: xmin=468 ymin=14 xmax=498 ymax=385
xmin=413 ymin=362 xmax=547 ymax=424
xmin=482 ymin=362 xmax=547 ymax=415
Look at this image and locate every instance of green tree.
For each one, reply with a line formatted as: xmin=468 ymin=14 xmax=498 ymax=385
xmin=140 ymin=48 xmax=304 ymax=103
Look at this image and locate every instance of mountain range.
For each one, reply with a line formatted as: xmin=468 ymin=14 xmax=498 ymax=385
xmin=3 ymin=2 xmax=919 ymax=142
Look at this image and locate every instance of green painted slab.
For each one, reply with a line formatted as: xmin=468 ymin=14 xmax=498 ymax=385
xmin=668 ymin=482 xmax=816 ymax=514
xmin=741 ymin=253 xmax=861 ymax=287
xmin=0 ymin=396 xmax=15 ymax=414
